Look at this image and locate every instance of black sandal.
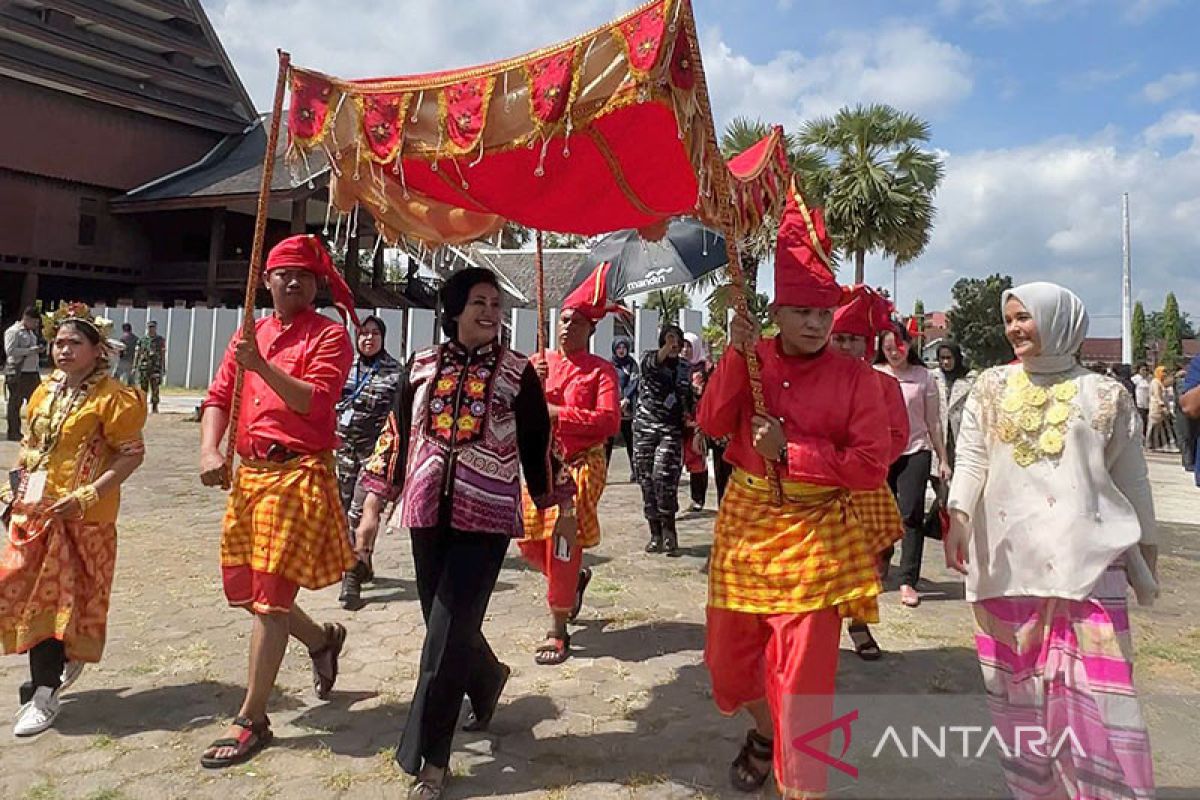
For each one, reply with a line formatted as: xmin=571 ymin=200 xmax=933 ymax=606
xmin=730 ymin=729 xmax=773 ymax=792
xmin=199 ymin=715 xmax=273 ymax=769
xmin=569 ymin=567 xmax=592 ymax=622
xmin=310 ymin=622 xmax=347 ymax=700
xmin=534 ymin=632 xmax=571 ymax=666
xmin=848 ymin=623 xmax=882 ymax=661
xmin=462 ymin=663 xmax=511 ymax=732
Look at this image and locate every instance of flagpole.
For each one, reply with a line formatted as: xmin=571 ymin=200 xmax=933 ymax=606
xmin=224 ymin=49 xmax=290 ymax=483
xmin=535 ymin=230 xmax=546 ymax=356
xmin=1121 ymin=193 xmax=1133 ymax=364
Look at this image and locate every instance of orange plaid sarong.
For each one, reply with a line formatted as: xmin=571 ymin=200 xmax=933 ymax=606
xmin=0 ymin=514 xmax=117 ymax=663
xmin=220 ymin=454 xmax=354 ymax=604
xmin=850 ymin=484 xmax=904 ymax=556
xmin=521 ymin=444 xmax=607 ymax=549
xmin=708 ymin=469 xmax=881 ymax=623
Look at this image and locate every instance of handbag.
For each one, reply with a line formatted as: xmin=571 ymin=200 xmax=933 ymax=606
xmin=922 ymin=480 xmax=950 ymax=541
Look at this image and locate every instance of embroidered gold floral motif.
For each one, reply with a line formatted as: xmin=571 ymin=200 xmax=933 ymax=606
xmin=993 ymin=368 xmax=1080 ymax=467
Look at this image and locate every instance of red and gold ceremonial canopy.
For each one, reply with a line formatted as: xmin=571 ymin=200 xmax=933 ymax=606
xmin=285 ymin=0 xmax=789 ymax=245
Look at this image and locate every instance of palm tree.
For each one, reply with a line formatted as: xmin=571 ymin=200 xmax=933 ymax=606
xmin=799 ymin=103 xmax=943 ymax=284
xmin=644 ymin=286 xmax=691 ymax=325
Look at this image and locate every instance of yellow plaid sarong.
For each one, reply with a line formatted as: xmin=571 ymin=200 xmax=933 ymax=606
xmin=850 ymin=484 xmax=904 ymax=556
xmin=521 ymin=444 xmax=607 ymax=549
xmin=220 ymin=454 xmax=354 ymax=591
xmin=708 ymin=469 xmax=881 ymax=623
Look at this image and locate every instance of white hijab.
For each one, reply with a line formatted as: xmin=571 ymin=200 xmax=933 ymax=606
xmin=1002 ymin=281 xmax=1089 ymax=374
xmin=683 ymin=331 xmax=707 ymax=366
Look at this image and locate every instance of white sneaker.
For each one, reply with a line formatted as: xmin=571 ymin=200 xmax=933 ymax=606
xmin=13 ymin=686 xmax=60 ymax=737
xmin=59 ymin=662 xmax=85 ymax=695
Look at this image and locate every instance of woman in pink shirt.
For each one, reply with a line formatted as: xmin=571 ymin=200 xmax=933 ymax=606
xmin=874 ymin=327 xmax=950 ymax=607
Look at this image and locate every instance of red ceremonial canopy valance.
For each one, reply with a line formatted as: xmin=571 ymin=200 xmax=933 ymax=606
xmin=286 ymin=0 xmax=789 ymax=245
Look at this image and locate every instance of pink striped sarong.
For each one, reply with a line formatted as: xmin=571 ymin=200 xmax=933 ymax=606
xmin=972 ymin=565 xmax=1154 ymax=800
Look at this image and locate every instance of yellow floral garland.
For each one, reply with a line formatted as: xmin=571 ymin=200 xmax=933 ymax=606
xmin=994 ymin=369 xmax=1079 ymax=467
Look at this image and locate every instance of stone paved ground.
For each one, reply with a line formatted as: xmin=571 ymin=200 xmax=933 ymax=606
xmin=2 ymin=414 xmax=1199 ymax=799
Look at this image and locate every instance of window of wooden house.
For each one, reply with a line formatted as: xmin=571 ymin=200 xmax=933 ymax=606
xmin=78 ymin=197 xmax=99 ymax=246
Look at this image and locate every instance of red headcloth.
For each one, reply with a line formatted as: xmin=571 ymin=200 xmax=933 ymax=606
xmin=773 ymin=180 xmax=841 ymax=308
xmin=832 ymin=284 xmax=896 ymax=359
xmin=265 ymin=234 xmax=360 ymax=326
xmin=562 ymin=261 xmax=620 ymax=322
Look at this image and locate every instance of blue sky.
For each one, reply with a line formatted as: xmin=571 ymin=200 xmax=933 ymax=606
xmin=207 ymin=0 xmax=1200 ymax=335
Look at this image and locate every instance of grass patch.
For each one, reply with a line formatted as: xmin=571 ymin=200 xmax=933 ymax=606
xmin=23 ymin=781 xmax=60 ymax=800
xmin=88 ymin=734 xmax=120 ymax=750
xmin=322 ymin=770 xmax=354 ymax=792
xmin=623 ymin=771 xmax=668 ymax=788
xmin=83 ymin=790 xmax=128 ymax=800
xmin=590 ymin=578 xmax=624 ymax=596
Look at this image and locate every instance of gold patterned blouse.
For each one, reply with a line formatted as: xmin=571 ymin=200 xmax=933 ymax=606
xmin=17 ymin=371 xmax=147 ymax=525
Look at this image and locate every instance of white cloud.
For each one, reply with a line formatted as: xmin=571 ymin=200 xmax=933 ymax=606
xmin=701 ymin=23 xmax=974 ymax=130
xmin=940 ymin=0 xmax=1170 ymax=25
xmin=206 ymin=0 xmax=643 ymax=110
xmin=1141 ymin=71 xmax=1199 ymax=104
xmin=1058 ymin=63 xmax=1137 ymax=92
xmin=873 ymin=115 xmax=1200 ymax=335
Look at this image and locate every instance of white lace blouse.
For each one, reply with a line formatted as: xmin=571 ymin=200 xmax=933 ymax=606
xmin=947 ymin=364 xmax=1158 ymax=605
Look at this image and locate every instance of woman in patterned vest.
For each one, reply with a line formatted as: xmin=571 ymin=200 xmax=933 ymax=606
xmin=356 ymin=268 xmax=574 ymax=800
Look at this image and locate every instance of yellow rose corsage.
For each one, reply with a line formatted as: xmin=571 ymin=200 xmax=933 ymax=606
xmin=1010 ymin=370 xmax=1031 ymax=388
xmin=996 ymin=417 xmax=1019 ymax=443
xmin=1021 ymin=385 xmax=1048 ymax=408
xmin=1053 ymin=381 xmax=1078 ymax=402
xmin=1001 ymin=393 xmax=1023 ymax=413
xmin=1046 ymin=403 xmax=1070 ymax=425
xmin=1019 ymin=409 xmax=1042 ymax=432
xmin=1038 ymin=428 xmax=1065 ymax=455
xmin=1013 ymin=441 xmax=1038 ymax=467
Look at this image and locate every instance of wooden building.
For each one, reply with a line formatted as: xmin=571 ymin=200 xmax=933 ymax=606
xmin=0 ymin=0 xmax=419 ymax=323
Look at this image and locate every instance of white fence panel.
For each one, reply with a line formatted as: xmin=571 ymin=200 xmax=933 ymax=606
xmin=407 ymin=308 xmax=437 ymax=356
xmin=590 ymin=314 xmax=615 ymax=358
xmin=165 ymin=305 xmax=190 ymax=386
xmin=635 ymin=309 xmax=660 ymax=357
xmin=187 ymin=307 xmax=215 ymax=389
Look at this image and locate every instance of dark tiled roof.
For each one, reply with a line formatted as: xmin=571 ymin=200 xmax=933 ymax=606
xmin=468 ymin=246 xmax=590 ymax=309
xmin=1080 ymin=337 xmax=1199 ymax=362
xmin=115 ymin=115 xmax=327 ymax=203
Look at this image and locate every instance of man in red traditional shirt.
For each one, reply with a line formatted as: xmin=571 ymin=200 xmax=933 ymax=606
xmin=698 ymin=184 xmax=891 ymax=798
xmin=519 ymin=264 xmax=621 ymax=666
xmin=196 ymin=235 xmax=356 ymax=769
xmin=830 ymin=284 xmax=910 ymax=661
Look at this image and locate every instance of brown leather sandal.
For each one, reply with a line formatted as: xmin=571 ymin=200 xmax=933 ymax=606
xmin=310 ymin=622 xmax=347 ymax=700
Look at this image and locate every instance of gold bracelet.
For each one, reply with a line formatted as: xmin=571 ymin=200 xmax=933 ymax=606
xmin=71 ymin=484 xmax=101 ymax=514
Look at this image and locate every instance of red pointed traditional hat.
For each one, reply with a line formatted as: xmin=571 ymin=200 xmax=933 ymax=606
xmin=562 ymin=261 xmax=621 ymax=322
xmin=833 ymin=284 xmax=896 ymax=358
xmin=265 ymin=234 xmax=360 ymax=326
xmin=774 ymin=180 xmax=841 ymax=308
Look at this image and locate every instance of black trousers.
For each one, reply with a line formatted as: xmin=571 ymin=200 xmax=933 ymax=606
xmin=689 ymin=471 xmax=708 ymax=506
xmin=1177 ymin=411 xmax=1198 ymax=471
xmin=18 ymin=639 xmax=66 ymax=703
xmin=605 ymin=418 xmax=637 ymax=478
xmin=633 ymin=422 xmax=683 ymax=520
xmin=397 ymin=528 xmax=509 ymax=774
xmin=6 ymin=372 xmax=39 ymax=440
xmin=887 ymin=450 xmax=932 ymax=588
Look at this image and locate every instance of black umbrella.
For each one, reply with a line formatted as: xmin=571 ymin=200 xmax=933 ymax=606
xmin=573 ymin=218 xmax=727 ymax=300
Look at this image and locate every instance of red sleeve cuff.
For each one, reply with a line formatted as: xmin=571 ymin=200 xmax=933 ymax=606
xmin=360 ymin=471 xmax=400 ymax=502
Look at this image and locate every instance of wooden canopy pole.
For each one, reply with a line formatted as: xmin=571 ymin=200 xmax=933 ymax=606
xmin=681 ymin=4 xmax=782 ymax=504
xmin=535 ymin=229 xmax=547 ymax=355
xmin=224 ymin=49 xmax=291 ymax=481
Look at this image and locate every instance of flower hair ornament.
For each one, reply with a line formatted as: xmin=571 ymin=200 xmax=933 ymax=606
xmin=41 ymin=302 xmax=115 ymax=341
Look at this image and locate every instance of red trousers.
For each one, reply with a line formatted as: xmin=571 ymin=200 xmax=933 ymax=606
xmin=519 ymin=537 xmax=583 ymax=614
xmin=706 ymin=606 xmax=842 ymax=798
